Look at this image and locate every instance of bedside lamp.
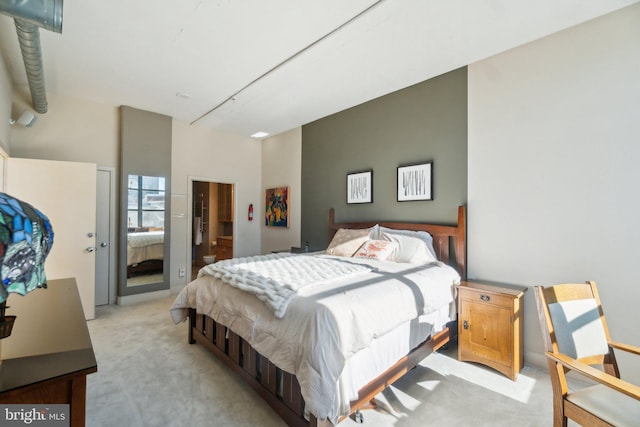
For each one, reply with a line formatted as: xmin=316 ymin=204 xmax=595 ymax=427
xmin=0 ymin=193 xmax=54 ymax=339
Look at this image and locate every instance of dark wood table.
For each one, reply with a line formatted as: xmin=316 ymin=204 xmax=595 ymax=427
xmin=0 ymin=278 xmax=97 ymax=427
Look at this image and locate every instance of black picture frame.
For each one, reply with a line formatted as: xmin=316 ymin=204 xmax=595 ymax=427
xmin=397 ymin=162 xmax=433 ymax=201
xmin=346 ymin=170 xmax=373 ymax=204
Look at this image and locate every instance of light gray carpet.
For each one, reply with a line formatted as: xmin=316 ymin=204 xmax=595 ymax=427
xmin=86 ymin=296 xmax=557 ymax=426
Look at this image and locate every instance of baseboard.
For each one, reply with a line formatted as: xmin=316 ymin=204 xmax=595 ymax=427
xmin=117 ymin=289 xmax=171 ymax=306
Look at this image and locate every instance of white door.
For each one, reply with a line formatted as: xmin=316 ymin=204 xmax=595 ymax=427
xmin=6 ymin=158 xmax=97 ymax=319
xmin=95 ymin=168 xmax=115 ymax=306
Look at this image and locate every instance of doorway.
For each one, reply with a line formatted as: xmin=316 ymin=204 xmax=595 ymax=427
xmin=190 ymin=180 xmax=234 ymax=280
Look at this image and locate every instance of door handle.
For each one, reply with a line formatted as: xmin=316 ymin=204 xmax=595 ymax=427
xmin=86 ymin=247 xmax=96 ymax=253
xmin=100 ymin=242 xmax=108 ymax=248
xmin=463 ymin=320 xmax=469 ymax=330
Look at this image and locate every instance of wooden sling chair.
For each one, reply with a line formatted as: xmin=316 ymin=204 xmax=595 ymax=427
xmin=533 ymin=281 xmax=640 ymax=426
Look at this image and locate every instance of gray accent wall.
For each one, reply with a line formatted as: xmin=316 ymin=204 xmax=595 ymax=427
xmin=301 ymin=67 xmax=467 ymax=250
xmin=119 ymin=106 xmax=172 ymax=296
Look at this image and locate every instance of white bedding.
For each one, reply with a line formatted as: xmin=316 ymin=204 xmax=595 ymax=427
xmin=170 ymin=253 xmax=460 ymax=423
xmin=127 ymin=231 xmax=164 ymax=265
xmin=198 ymin=253 xmax=375 ymax=318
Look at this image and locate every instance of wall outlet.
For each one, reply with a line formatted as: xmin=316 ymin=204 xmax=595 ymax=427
xmin=178 ymin=266 xmax=185 ymax=277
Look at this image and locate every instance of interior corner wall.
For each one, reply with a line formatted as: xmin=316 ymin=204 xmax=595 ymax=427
xmin=8 ymin=93 xmax=119 ymax=168
xmin=261 ymin=127 xmax=302 ymax=254
xmin=301 ymin=68 xmax=467 ymax=250
xmin=170 ymin=121 xmax=262 ymax=293
xmin=468 ymin=3 xmax=640 ymax=381
xmin=0 ymin=54 xmax=13 ymax=153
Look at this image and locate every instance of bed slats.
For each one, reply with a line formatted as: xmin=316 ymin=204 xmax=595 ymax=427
xmin=282 ymin=372 xmax=305 ymax=415
xmin=260 ymin=355 xmax=278 ymax=395
xmin=189 ymin=309 xmax=450 ymax=427
xmin=189 ymin=309 xmax=309 ymax=426
xmin=241 ymin=339 xmax=258 ymax=377
xmin=215 ymin=322 xmax=226 ymax=353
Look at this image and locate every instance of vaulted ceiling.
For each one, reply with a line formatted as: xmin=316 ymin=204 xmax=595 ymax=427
xmin=0 ymin=1 xmax=636 ymax=137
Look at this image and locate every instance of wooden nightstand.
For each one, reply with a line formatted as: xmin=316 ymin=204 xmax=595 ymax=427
xmin=455 ymin=281 xmax=526 ymax=381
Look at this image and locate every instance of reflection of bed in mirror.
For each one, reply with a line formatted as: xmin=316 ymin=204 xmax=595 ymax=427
xmin=127 ymin=229 xmax=164 ymax=277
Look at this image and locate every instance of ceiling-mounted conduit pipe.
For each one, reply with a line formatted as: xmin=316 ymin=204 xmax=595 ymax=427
xmin=14 ymin=19 xmax=48 ymax=113
xmin=0 ymin=0 xmax=63 ymax=114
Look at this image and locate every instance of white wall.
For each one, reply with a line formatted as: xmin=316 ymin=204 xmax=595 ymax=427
xmin=0 ymin=54 xmax=12 ymax=153
xmin=170 ymin=121 xmax=262 ymax=292
xmin=9 ymin=93 xmax=119 ymax=168
xmin=468 ymin=4 xmax=640 ymax=380
xmin=261 ymin=127 xmax=302 ymax=253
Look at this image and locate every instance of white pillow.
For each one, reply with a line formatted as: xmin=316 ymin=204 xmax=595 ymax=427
xmin=379 ymin=227 xmax=438 ymax=264
xmin=353 ymin=240 xmax=398 ymax=261
xmin=326 ymin=226 xmax=378 ymax=257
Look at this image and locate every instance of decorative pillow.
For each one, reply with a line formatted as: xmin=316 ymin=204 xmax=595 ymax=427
xmin=353 ymin=240 xmax=398 ymax=260
xmin=326 ymin=226 xmax=377 ymax=257
xmin=379 ymin=228 xmax=438 ymax=264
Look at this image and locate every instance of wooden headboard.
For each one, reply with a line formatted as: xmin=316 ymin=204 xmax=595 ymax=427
xmin=328 ymin=205 xmax=467 ymax=279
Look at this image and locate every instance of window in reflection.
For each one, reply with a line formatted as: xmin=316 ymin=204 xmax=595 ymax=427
xmin=127 ymin=175 xmax=165 ymax=229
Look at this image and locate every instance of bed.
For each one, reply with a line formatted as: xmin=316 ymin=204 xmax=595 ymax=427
xmin=126 ymin=230 xmax=164 ymax=277
xmin=170 ymin=206 xmax=466 ymax=426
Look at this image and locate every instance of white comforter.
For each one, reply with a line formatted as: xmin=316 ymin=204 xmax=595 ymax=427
xmin=170 ymin=253 xmax=460 ymax=424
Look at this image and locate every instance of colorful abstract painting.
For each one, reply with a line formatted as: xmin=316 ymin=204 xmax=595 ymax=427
xmin=265 ymin=187 xmax=289 ymax=227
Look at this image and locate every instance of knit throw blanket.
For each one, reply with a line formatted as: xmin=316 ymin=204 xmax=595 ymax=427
xmin=198 ymin=253 xmax=374 ymax=318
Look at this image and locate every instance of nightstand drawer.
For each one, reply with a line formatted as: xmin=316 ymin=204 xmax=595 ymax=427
xmin=458 ymin=289 xmax=514 ymax=308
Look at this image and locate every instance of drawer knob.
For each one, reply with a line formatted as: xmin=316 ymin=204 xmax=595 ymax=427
xmin=480 ymin=294 xmax=491 ymax=302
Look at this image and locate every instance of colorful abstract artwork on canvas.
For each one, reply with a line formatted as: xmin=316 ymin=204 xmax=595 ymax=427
xmin=265 ymin=187 xmax=289 ymax=227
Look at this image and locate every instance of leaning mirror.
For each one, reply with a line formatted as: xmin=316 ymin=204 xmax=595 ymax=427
xmin=126 ymin=174 xmax=165 ymax=287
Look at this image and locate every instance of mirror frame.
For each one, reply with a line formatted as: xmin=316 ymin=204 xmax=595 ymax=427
xmin=119 ymin=173 xmax=170 ymax=297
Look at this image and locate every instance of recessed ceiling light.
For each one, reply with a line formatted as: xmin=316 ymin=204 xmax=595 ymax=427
xmin=251 ymin=131 xmax=269 ymax=138
xmin=176 ymin=92 xmax=191 ymax=99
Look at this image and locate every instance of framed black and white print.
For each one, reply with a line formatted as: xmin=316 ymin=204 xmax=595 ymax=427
xmin=397 ymin=162 xmax=432 ymax=201
xmin=347 ymin=170 xmax=373 ymax=204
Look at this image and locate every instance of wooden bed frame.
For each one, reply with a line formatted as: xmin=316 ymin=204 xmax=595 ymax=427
xmin=187 ymin=205 xmax=466 ymax=427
